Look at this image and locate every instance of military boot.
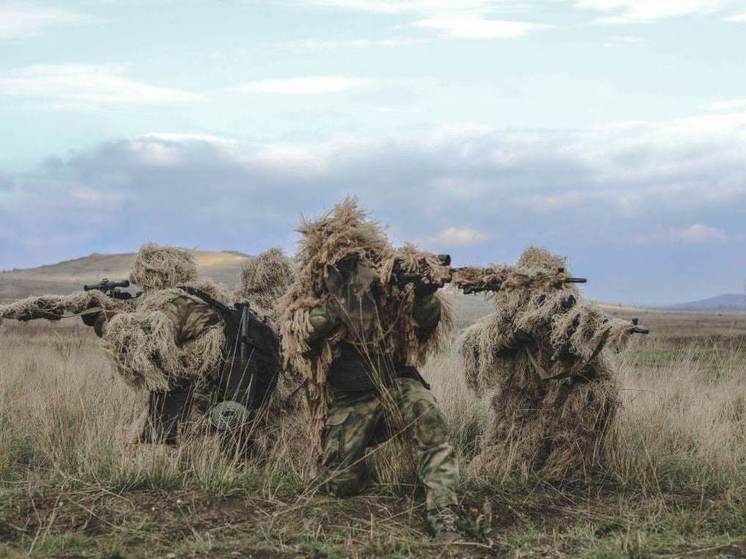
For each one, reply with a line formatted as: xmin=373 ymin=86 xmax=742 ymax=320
xmin=426 ymin=505 xmax=463 ymax=543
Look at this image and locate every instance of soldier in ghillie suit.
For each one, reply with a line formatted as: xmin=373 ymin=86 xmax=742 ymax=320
xmin=278 ymin=199 xmax=462 ymax=540
xmin=104 ymin=244 xmax=283 ymax=447
xmin=1 ymin=243 xmax=283 ymax=448
xmin=237 ymin=247 xmax=296 ymax=326
xmin=458 ymin=247 xmax=647 ymax=481
xmin=236 ymin=247 xmax=300 ymax=413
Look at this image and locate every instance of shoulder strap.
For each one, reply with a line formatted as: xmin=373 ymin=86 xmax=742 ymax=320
xmin=177 ymin=285 xmax=236 ymax=322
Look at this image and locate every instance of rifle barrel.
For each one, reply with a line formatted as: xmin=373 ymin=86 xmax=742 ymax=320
xmin=84 ymin=279 xmax=130 ymax=291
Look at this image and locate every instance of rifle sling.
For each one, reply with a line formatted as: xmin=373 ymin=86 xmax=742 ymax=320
xmin=524 ymin=347 xmax=577 ymax=382
xmin=177 ymin=286 xmax=279 ymax=362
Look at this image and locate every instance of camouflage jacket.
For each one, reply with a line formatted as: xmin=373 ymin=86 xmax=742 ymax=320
xmin=158 ymin=290 xmax=223 ymax=350
xmin=308 ymin=292 xmax=441 ymax=396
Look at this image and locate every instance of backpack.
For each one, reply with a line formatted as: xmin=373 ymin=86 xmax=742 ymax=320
xmin=179 ymin=286 xmax=281 ymax=413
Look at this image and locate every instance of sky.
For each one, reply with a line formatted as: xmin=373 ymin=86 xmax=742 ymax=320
xmin=1 ymin=0 xmax=746 ymax=305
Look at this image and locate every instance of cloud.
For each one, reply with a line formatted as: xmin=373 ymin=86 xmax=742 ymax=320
xmin=677 ymin=224 xmax=730 ymax=242
xmin=141 ymin=133 xmax=238 ymax=146
xmin=282 ymin=38 xmax=427 ymax=48
xmin=574 ymin=0 xmax=734 ymax=23
xmin=299 ymin=1 xmax=495 ymax=15
xmin=412 ymin=17 xmax=550 ymax=39
xmin=233 ymin=76 xmax=373 ymax=95
xmin=303 ymin=0 xmax=734 ymax=25
xmin=0 ymin=64 xmax=203 ymax=107
xmin=633 ymin=224 xmax=732 ymax=244
xmin=3 ymin=111 xmax=746 ymax=303
xmin=0 ymin=4 xmax=94 ymax=40
xmin=427 ymin=226 xmax=489 ymax=246
xmin=724 ymin=11 xmax=746 ymax=21
xmin=300 ymin=1 xmax=549 ymax=39
xmin=708 ymin=98 xmax=746 ymax=112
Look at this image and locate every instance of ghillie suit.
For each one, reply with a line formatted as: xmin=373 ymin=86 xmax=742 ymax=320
xmin=2 ymin=243 xmax=281 ymax=448
xmin=0 ymin=290 xmax=134 ymax=334
xmin=237 ymin=247 xmax=297 ymax=326
xmin=458 ymin=247 xmax=643 ymax=482
xmin=278 ymin=199 xmax=459 ymax=537
xmin=103 ymin=244 xmax=281 ymax=446
xmin=236 ymin=247 xmax=301 ymax=413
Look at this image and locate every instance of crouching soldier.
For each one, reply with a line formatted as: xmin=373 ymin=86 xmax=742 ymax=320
xmin=279 ymin=199 xmax=462 ymax=541
xmin=92 ymin=244 xmax=285 ymax=449
xmin=458 ymin=246 xmax=648 ymax=481
xmin=0 ymin=243 xmax=293 ymax=449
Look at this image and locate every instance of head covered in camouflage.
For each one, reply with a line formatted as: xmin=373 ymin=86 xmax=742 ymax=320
xmin=295 ymin=197 xmax=392 ymax=292
xmin=129 ymin=243 xmax=198 ymax=292
xmin=515 ymin=245 xmax=567 ymax=274
xmin=238 ymin=247 xmax=296 ymax=323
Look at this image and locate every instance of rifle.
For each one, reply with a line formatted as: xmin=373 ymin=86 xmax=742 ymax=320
xmin=236 ymin=301 xmax=253 ymax=366
xmin=83 ymin=278 xmax=139 ymax=300
xmin=389 ymin=254 xmax=452 ymax=293
xmin=178 ymin=287 xmax=281 ymax=414
xmin=452 ymin=264 xmax=587 ymax=295
xmin=389 ymin=252 xmax=587 ymax=295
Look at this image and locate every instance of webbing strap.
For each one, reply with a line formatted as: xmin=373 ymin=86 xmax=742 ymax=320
xmin=523 ymin=347 xmax=575 ymax=382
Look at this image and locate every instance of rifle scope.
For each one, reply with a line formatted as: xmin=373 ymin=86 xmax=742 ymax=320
xmin=84 ymin=279 xmax=130 ymax=291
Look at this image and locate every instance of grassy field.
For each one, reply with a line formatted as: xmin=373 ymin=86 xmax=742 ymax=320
xmin=1 ymin=300 xmax=745 ymax=558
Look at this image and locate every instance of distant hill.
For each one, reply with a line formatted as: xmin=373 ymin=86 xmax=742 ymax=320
xmin=0 ymin=250 xmax=251 ymax=302
xmin=668 ymin=294 xmax=746 ymax=312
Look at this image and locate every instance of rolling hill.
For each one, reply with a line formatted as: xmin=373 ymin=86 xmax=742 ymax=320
xmin=0 ymin=251 xmax=251 ymax=302
xmin=667 ymin=293 xmax=746 ymax=312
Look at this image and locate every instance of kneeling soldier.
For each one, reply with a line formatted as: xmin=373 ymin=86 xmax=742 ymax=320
xmin=279 ymin=199 xmax=462 ymax=540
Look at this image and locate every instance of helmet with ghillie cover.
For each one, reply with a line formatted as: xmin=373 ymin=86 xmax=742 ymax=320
xmin=516 ymin=246 xmax=568 ymax=276
xmin=129 ymin=243 xmax=198 ymax=292
xmin=295 ymin=197 xmax=391 ymax=293
xmin=239 ymin=248 xmax=295 ymax=302
xmin=238 ymin=247 xmax=296 ymax=320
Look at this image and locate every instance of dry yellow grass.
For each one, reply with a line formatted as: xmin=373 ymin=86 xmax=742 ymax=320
xmin=424 ymin=339 xmax=746 ymax=492
xmin=0 ymin=305 xmax=745 ymax=557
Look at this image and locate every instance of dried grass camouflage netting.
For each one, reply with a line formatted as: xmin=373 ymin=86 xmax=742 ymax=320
xmin=278 ymin=199 xmax=452 ymax=456
xmin=237 ymin=247 xmax=303 ymax=412
xmin=0 ymin=290 xmax=133 ymax=323
xmin=103 ymin=244 xmax=229 ymax=391
xmin=237 ymin=247 xmax=297 ymax=325
xmin=129 ymin=242 xmax=198 ymax=291
xmin=103 ymin=279 xmax=230 ymax=391
xmin=458 ymin=246 xmax=636 ymax=481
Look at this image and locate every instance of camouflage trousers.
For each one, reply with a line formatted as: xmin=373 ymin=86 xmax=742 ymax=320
xmin=320 ymin=377 xmax=459 ymax=511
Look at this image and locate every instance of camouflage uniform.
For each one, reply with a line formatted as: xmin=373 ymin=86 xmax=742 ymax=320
xmin=308 ymin=269 xmax=459 ymax=518
xmin=83 ymin=244 xmax=268 ymax=446
xmin=137 ymin=291 xmax=224 ymax=444
xmin=322 ymin=377 xmax=458 ymax=512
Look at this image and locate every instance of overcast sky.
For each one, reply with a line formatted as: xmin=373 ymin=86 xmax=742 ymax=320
xmin=2 ymin=0 xmax=746 ymax=305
